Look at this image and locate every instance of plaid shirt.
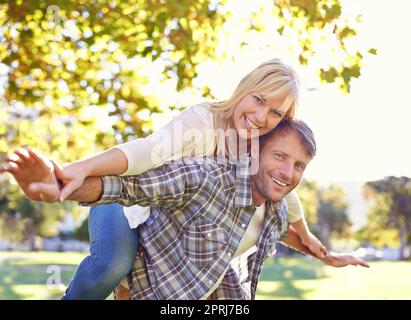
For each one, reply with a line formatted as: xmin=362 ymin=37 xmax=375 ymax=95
xmin=89 ymin=157 xmax=289 ymax=300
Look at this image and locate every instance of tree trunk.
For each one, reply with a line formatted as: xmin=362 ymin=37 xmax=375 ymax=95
xmin=399 ymin=224 xmax=407 ymax=260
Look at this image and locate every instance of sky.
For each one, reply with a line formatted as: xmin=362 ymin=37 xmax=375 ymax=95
xmin=150 ymin=0 xmax=411 ymax=185
xmin=298 ymin=0 xmax=411 ymax=183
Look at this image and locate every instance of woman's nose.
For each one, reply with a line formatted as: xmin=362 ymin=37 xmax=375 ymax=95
xmin=254 ymin=107 xmax=269 ymax=126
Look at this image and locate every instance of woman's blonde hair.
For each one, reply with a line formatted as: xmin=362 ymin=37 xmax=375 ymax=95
xmin=209 ymin=58 xmax=300 ymax=158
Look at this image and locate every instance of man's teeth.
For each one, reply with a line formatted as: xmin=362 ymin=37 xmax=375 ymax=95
xmin=245 ymin=116 xmax=259 ymax=129
xmin=271 ymin=176 xmax=289 ymax=187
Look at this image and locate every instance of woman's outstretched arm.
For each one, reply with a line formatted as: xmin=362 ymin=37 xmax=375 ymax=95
xmin=57 ymin=104 xmax=213 ymax=201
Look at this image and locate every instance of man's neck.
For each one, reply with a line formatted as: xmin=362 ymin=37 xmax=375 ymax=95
xmin=250 ymin=179 xmax=267 ymax=207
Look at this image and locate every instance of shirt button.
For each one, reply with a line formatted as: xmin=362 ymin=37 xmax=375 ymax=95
xmin=207 ymin=233 xmax=212 ymax=238
xmin=227 ymin=252 xmax=232 ymax=257
xmin=241 ymin=223 xmax=246 ymax=228
xmin=209 ymin=280 xmax=213 ymax=285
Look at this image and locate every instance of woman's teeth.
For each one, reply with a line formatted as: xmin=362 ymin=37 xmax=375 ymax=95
xmin=245 ymin=116 xmax=259 ymax=129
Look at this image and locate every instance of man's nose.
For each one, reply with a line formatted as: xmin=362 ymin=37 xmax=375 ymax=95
xmin=278 ymin=162 xmax=293 ymax=181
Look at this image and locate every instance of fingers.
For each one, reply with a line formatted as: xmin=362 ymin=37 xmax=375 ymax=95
xmin=5 ymin=153 xmax=23 ymax=164
xmin=29 ymin=182 xmax=60 ymax=202
xmin=0 ymin=161 xmax=19 ymax=174
xmin=1 ymin=153 xmax=24 ymax=169
xmin=345 ymin=256 xmax=370 ymax=268
xmin=356 ymin=260 xmax=370 ymax=268
xmin=27 ymin=149 xmax=52 ymax=167
xmin=14 ymin=148 xmax=33 ymax=166
xmin=51 ymin=159 xmax=66 ymax=181
xmin=313 ymin=248 xmax=325 ymax=259
xmin=59 ymin=181 xmax=79 ymax=202
xmin=320 ymin=246 xmax=329 ymax=258
xmin=310 ymin=242 xmax=328 ymax=259
xmin=0 ymin=164 xmax=10 ymax=174
xmin=27 ymin=149 xmax=54 ymax=172
xmin=51 ymin=160 xmax=72 ymax=202
xmin=27 ymin=148 xmax=43 ymax=162
xmin=2 ymin=148 xmax=34 ymax=170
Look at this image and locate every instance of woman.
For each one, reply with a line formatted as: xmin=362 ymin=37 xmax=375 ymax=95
xmin=56 ymin=58 xmax=327 ymax=299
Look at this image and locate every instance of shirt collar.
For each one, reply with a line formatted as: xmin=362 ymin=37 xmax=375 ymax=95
xmin=234 ymin=154 xmax=254 ymax=208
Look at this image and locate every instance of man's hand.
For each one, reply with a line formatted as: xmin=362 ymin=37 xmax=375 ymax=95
xmin=320 ymin=252 xmax=370 ymax=268
xmin=0 ymin=148 xmax=61 ymax=202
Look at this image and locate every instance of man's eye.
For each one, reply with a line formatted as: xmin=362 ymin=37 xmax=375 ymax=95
xmin=274 ymin=153 xmax=284 ymax=160
xmin=295 ymin=163 xmax=305 ymax=171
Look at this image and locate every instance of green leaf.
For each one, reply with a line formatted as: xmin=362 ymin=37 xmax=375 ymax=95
xmin=368 ymin=48 xmax=378 ymax=55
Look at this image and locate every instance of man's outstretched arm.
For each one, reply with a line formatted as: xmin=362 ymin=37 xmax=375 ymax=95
xmin=281 ymin=226 xmax=370 ymax=268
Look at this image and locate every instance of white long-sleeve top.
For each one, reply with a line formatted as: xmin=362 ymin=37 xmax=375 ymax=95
xmin=114 ymin=103 xmax=303 ymax=228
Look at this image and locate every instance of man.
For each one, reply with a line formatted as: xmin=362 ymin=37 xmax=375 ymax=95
xmin=1 ymin=119 xmax=368 ymax=300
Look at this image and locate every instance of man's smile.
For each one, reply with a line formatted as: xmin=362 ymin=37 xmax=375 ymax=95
xmin=270 ymin=174 xmax=289 ymax=187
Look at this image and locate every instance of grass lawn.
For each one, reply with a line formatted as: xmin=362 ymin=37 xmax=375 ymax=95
xmin=0 ymin=251 xmax=87 ymax=300
xmin=1 ymin=251 xmax=410 ymax=300
xmin=257 ymin=255 xmax=411 ymax=299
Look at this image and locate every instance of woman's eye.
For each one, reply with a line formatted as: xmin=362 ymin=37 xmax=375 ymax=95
xmin=270 ymin=110 xmax=283 ymax=118
xmin=254 ymin=96 xmax=263 ymax=104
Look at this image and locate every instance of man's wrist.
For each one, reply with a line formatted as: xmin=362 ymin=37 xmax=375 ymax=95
xmin=67 ymin=176 xmax=103 ymax=203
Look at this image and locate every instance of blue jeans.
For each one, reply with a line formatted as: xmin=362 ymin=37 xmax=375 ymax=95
xmin=62 ymin=204 xmax=138 ymax=300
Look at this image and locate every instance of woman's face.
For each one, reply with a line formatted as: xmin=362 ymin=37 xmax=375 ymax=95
xmin=232 ymin=93 xmax=290 ymax=140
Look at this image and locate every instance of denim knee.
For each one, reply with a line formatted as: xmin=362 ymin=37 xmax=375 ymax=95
xmin=96 ymin=244 xmax=137 ymax=282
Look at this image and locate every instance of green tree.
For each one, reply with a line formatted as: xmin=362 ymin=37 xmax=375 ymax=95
xmin=74 ymin=216 xmax=89 ymax=242
xmin=316 ymin=184 xmax=351 ymax=246
xmin=274 ymin=0 xmax=376 ymax=93
xmin=358 ymin=176 xmax=411 ymax=260
xmin=296 ymin=180 xmax=351 ymax=247
xmin=0 ymin=175 xmax=86 ymax=246
xmin=355 ymin=194 xmax=399 ymax=248
xmin=0 ymin=0 xmax=227 ymax=160
xmin=295 ymin=179 xmax=320 ymax=229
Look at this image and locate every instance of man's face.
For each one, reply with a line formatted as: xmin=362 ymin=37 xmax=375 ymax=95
xmin=251 ymin=130 xmax=311 ymax=205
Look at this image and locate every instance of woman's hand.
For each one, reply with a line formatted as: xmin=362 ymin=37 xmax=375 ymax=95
xmin=56 ymin=161 xmax=92 ymax=202
xmin=302 ymin=233 xmax=328 ymax=259
xmin=57 ymin=148 xmax=129 ymax=201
